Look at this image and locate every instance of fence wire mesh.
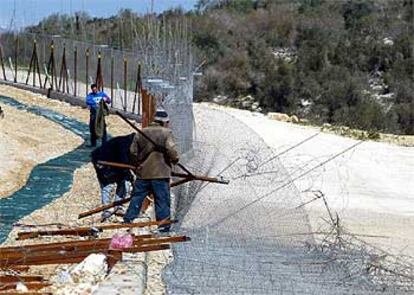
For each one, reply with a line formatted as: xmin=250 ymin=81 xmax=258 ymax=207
xmin=164 ymin=104 xmax=414 ymax=294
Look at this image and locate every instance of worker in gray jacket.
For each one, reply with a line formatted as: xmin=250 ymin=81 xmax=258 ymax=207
xmin=124 ymin=109 xmax=179 ymax=232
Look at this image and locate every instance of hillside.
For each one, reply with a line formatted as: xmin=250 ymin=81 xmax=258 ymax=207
xmin=4 ymin=0 xmax=414 ymax=135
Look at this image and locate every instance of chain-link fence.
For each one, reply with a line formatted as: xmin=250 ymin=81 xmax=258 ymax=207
xmin=164 ymin=104 xmax=414 ymax=294
xmin=0 ymin=26 xmax=194 ymax=153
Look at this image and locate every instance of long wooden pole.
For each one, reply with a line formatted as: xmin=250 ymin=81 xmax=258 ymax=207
xmin=115 ymin=110 xmax=194 ymax=176
xmin=17 ymin=220 xmax=176 ymax=240
xmin=0 ymin=245 xmax=170 ymax=267
xmin=97 ymin=160 xmax=229 ymax=184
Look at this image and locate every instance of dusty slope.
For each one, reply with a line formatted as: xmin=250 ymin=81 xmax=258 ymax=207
xmin=207 ymin=103 xmax=414 ymax=257
xmin=0 ymin=101 xmax=82 ymax=198
xmin=0 ymin=86 xmax=168 ymax=294
xmin=0 ymin=84 xmax=138 ymax=197
xmin=0 ymin=85 xmax=133 ymax=137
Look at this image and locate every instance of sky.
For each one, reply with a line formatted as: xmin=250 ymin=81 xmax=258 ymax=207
xmin=0 ymin=0 xmax=198 ymax=30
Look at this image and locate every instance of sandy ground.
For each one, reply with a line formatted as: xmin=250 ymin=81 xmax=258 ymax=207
xmin=0 ymin=85 xmax=135 ymax=137
xmin=0 ymin=85 xmax=168 ymax=294
xmin=0 ymin=100 xmax=82 ymax=198
xmin=208 ymin=103 xmax=414 ymax=257
xmin=2 ymin=163 xmax=169 ymax=294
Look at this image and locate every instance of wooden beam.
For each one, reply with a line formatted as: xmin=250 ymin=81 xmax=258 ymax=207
xmin=96 ymin=161 xmax=229 ymax=185
xmin=0 ymin=282 xmax=51 ymax=291
xmin=2 ymin=234 xmax=153 ymax=253
xmin=17 ymin=228 xmax=101 ymax=240
xmin=0 ymin=275 xmax=43 ymax=284
xmin=77 ymin=174 xmax=204 ymax=219
xmin=0 ymin=244 xmax=170 ymax=267
xmin=2 ymin=235 xmax=188 ymax=261
xmin=0 ymin=265 xmax=29 ymax=272
xmin=17 ymin=220 xmax=176 ymax=240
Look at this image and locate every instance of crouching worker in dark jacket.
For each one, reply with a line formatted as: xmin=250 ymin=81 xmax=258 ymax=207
xmin=124 ymin=109 xmax=179 ymax=232
xmin=91 ymin=133 xmax=135 ymax=220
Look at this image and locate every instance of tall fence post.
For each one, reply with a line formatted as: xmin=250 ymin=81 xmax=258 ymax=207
xmin=34 ymin=40 xmax=42 ymax=88
xmin=0 ymin=45 xmax=6 ymax=81
xmin=14 ymin=37 xmax=18 ymax=83
xmin=26 ymin=40 xmax=41 ymax=87
xmin=58 ymin=45 xmax=69 ymax=93
xmin=132 ymin=63 xmax=141 ymax=114
xmin=110 ymin=55 xmax=114 ymax=106
xmin=123 ymin=58 xmax=128 ymax=111
xmin=74 ymin=47 xmax=77 ymax=96
xmin=95 ymin=51 xmax=103 ymax=91
xmin=43 ymin=41 xmax=57 ymax=90
xmin=32 ymin=41 xmax=36 ymax=87
xmin=85 ymin=48 xmax=89 ymax=96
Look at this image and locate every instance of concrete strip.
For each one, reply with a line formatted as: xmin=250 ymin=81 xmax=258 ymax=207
xmin=93 ymin=252 xmax=147 ymax=295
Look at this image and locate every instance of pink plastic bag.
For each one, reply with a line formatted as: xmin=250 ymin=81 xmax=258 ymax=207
xmin=109 ymin=233 xmax=133 ymax=249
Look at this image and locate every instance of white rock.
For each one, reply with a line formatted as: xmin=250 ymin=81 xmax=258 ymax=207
xmin=212 ymin=95 xmax=229 ymax=105
xmin=16 ymin=282 xmax=29 ymax=292
xmin=290 ymin=115 xmax=299 ymax=123
xmin=70 ymin=253 xmax=108 ymax=284
xmin=383 ymin=37 xmax=394 ymax=46
xmin=268 ymin=112 xmax=290 ymax=122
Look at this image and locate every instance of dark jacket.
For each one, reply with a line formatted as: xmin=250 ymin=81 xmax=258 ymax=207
xmin=130 ymin=122 xmax=179 ymax=179
xmin=91 ymin=133 xmax=135 ymax=185
xmin=95 ymin=100 xmax=109 ymax=139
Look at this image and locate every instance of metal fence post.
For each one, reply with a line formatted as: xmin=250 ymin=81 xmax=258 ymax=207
xmin=85 ymin=48 xmax=89 ymax=96
xmin=14 ymin=37 xmax=18 ymax=83
xmin=96 ymin=50 xmax=103 ymax=91
xmin=110 ymin=55 xmax=114 ymax=106
xmin=0 ymin=45 xmax=6 ymax=81
xmin=74 ymin=46 xmax=77 ymax=96
xmin=123 ymin=58 xmax=127 ymax=111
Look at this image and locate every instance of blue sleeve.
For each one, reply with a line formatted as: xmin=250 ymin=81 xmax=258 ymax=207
xmin=86 ymin=93 xmax=96 ymax=108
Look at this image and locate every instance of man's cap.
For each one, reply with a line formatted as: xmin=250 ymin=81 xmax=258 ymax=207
xmin=90 ymin=83 xmax=98 ymax=89
xmin=154 ymin=108 xmax=169 ymax=123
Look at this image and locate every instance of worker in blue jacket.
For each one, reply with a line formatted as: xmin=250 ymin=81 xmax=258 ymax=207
xmin=86 ymin=83 xmax=111 ymax=147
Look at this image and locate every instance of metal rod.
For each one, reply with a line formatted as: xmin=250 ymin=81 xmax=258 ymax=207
xmin=14 ymin=37 xmax=18 ymax=83
xmin=96 ymin=50 xmax=103 ymax=91
xmin=110 ymin=55 xmax=114 ymax=106
xmin=132 ymin=63 xmax=141 ymax=114
xmin=0 ymin=45 xmax=7 ymax=80
xmin=74 ymin=47 xmax=77 ymax=96
xmin=34 ymin=41 xmax=42 ymax=88
xmin=85 ymin=48 xmax=89 ymax=96
xmin=25 ymin=40 xmax=35 ymax=85
xmin=123 ymin=58 xmax=127 ymax=111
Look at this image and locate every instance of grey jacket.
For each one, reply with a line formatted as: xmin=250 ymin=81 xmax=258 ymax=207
xmin=130 ymin=122 xmax=179 ymax=179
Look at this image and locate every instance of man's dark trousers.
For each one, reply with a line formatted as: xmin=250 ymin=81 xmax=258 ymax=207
xmin=124 ymin=179 xmax=171 ymax=232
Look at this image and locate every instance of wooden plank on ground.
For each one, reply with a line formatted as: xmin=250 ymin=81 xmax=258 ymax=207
xmin=1 ymin=236 xmax=188 ymax=261
xmin=1 ymin=234 xmax=153 ymax=253
xmin=17 ymin=220 xmax=175 ymax=240
xmin=0 ymin=281 xmax=51 ymax=291
xmin=0 ymin=244 xmax=170 ymax=267
xmin=0 ymin=275 xmax=43 ymax=283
